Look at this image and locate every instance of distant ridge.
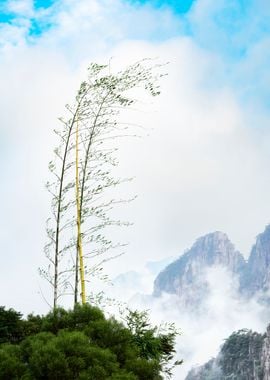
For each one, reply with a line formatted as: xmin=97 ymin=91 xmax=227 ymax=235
xmin=153 ymin=225 xmax=270 ymax=307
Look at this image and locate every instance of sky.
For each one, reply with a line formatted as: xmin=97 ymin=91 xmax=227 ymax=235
xmin=1 ymin=0 xmax=270 ymax=317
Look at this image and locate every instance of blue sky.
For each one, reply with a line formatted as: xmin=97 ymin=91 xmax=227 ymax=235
xmin=0 ymin=0 xmax=196 ymax=16
xmin=130 ymin=0 xmax=196 ymax=13
xmin=1 ymin=0 xmax=269 ymax=61
xmin=34 ymin=0 xmax=54 ymax=7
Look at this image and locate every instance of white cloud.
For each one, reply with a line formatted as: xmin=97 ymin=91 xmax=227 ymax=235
xmin=4 ymin=0 xmax=34 ymax=17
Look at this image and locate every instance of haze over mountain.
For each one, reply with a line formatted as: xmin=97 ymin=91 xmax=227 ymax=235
xmin=241 ymin=225 xmax=270 ymax=300
xmin=153 ymin=231 xmax=246 ymax=307
xmin=153 ymin=225 xmax=270 ymax=309
xmin=110 ymin=256 xmax=176 ymax=301
xmin=149 ymin=225 xmax=270 ymax=378
xmin=110 ymin=225 xmax=270 ymax=378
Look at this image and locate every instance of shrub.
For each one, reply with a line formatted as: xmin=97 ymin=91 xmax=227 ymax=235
xmin=0 ymin=304 xmax=181 ymax=379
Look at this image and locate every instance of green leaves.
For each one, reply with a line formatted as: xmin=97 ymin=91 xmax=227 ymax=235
xmin=0 ymin=345 xmax=26 ymax=380
xmin=0 ymin=307 xmax=23 ymax=344
xmin=124 ymin=309 xmax=182 ymax=378
xmin=0 ymin=304 xmax=179 ymax=380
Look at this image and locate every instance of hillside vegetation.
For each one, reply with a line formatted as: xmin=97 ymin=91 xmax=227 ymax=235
xmin=0 ymin=304 xmax=180 ymax=380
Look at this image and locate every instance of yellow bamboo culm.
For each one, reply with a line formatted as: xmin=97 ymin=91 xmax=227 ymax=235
xmin=76 ymin=116 xmax=86 ymax=304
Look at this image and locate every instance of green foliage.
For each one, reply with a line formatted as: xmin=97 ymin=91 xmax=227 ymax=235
xmin=126 ymin=310 xmax=161 ymax=359
xmin=0 ymin=307 xmax=23 ymax=344
xmin=0 ymin=344 xmax=26 ymax=379
xmin=125 ymin=309 xmax=182 ymax=378
xmin=0 ymin=304 xmax=181 ymax=379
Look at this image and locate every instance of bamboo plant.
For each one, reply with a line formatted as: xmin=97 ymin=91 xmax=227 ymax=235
xmin=41 ymin=60 xmax=164 ymax=309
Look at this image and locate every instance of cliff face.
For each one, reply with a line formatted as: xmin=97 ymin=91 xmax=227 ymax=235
xmin=185 ymin=327 xmax=270 ymax=380
xmin=151 ymin=226 xmax=270 ymax=379
xmin=262 ymin=326 xmax=270 ymax=380
xmin=153 ymin=232 xmax=246 ymax=306
xmin=154 ymin=225 xmax=270 ymax=307
xmin=241 ymin=225 xmax=270 ymax=298
xmin=185 ymin=359 xmax=222 ymax=380
xmin=186 ymin=329 xmax=265 ymax=380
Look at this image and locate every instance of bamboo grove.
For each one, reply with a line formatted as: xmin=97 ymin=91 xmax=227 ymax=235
xmin=40 ymin=60 xmax=164 ymax=309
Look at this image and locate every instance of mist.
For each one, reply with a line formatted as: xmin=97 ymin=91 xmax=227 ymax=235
xmin=102 ymin=261 xmax=270 ymax=379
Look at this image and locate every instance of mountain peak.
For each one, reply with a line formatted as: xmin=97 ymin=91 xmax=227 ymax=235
xmin=242 ymin=224 xmax=270 ymax=296
xmin=256 ymin=224 xmax=270 ymax=247
xmin=183 ymin=231 xmax=243 ymax=268
xmin=153 ymin=231 xmax=245 ymax=303
xmin=197 ymin=231 xmax=229 ymax=242
xmin=193 ymin=231 xmax=235 ymax=261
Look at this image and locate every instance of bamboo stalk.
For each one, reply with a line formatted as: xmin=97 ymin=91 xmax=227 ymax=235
xmin=74 ymin=93 xmax=110 ymax=304
xmin=54 ymin=111 xmax=78 ymax=309
xmin=76 ymin=116 xmax=86 ymax=304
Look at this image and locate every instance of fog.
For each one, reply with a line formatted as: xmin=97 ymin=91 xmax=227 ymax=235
xmin=103 ymin=261 xmax=270 ymax=379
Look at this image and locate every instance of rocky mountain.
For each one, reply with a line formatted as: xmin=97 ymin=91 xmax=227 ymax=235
xmin=185 ymin=358 xmax=222 ymax=380
xmin=262 ymin=326 xmax=270 ymax=380
xmin=149 ymin=226 xmax=270 ymax=379
xmin=153 ymin=231 xmax=246 ymax=307
xmin=185 ymin=326 xmax=270 ymax=380
xmin=153 ymin=225 xmax=270 ymax=307
xmin=241 ymin=225 xmax=270 ymax=299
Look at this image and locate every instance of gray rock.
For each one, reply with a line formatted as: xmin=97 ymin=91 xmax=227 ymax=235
xmin=262 ymin=326 xmax=270 ymax=380
xmin=241 ymin=225 xmax=270 ymax=298
xmin=186 ymin=328 xmax=265 ymax=380
xmin=153 ymin=231 xmax=246 ymax=307
xmin=185 ymin=358 xmax=222 ymax=380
